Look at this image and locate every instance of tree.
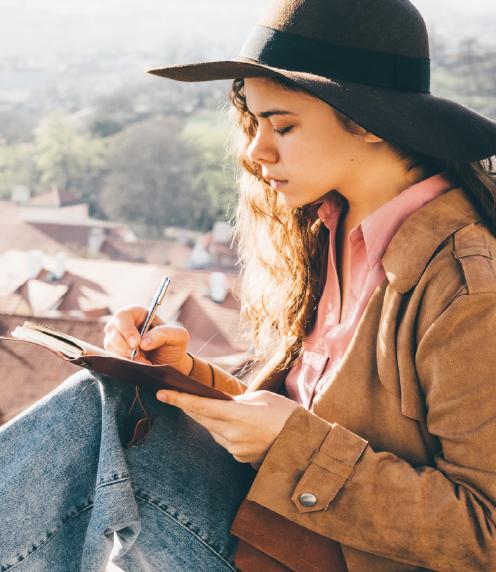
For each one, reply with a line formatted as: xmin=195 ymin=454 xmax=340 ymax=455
xmin=100 ymin=116 xmax=210 ymax=237
xmin=33 ymin=112 xmax=108 ymax=208
xmin=0 ymin=142 xmax=37 ymax=199
xmin=183 ymin=110 xmax=238 ymax=228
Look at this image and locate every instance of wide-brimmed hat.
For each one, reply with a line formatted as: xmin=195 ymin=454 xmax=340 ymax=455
xmin=148 ymin=0 xmax=496 ymax=163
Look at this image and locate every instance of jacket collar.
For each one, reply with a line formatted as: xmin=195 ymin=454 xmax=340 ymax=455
xmin=382 ymin=187 xmax=481 ymax=293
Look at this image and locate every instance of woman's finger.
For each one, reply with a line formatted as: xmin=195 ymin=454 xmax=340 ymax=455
xmin=140 ymin=324 xmax=189 ymax=351
xmin=104 ymin=338 xmax=129 ymax=359
xmin=186 ymin=411 xmax=235 ymax=440
xmin=104 ymin=328 xmax=132 ymax=357
xmin=112 ymin=306 xmax=161 ymax=348
xmin=156 ymin=390 xmax=237 ymax=421
xmin=105 ymin=337 xmax=152 ymax=364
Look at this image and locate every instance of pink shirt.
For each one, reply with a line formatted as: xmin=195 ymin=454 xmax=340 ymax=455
xmin=285 ymin=172 xmax=455 ymax=409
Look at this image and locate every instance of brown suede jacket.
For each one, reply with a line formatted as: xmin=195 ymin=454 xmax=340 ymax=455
xmin=189 ymin=187 xmax=496 ymax=572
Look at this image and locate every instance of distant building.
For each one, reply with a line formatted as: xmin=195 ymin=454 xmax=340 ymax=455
xmin=3 ymin=190 xmax=240 ymax=271
xmin=11 ymin=185 xmax=31 ymax=204
xmin=20 ymin=187 xmax=89 ymax=225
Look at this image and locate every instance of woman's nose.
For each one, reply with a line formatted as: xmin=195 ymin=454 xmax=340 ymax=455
xmin=247 ymin=130 xmax=278 ymax=165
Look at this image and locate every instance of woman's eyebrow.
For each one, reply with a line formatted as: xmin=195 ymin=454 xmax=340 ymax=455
xmin=257 ymin=109 xmax=298 ymax=118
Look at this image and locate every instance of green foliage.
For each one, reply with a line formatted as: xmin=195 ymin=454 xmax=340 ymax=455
xmin=33 ymin=111 xmax=109 ymax=211
xmin=432 ymin=40 xmax=496 ymax=119
xmin=0 ymin=142 xmax=37 ymax=198
xmin=182 ymin=110 xmax=229 ymax=154
xmin=90 ymin=118 xmax=124 ymax=138
xmin=101 ymin=116 xmax=212 ymax=236
xmin=183 ymin=110 xmax=238 ymax=225
xmin=0 ymin=110 xmax=36 ymax=144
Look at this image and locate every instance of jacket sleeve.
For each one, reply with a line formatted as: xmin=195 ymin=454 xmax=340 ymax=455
xmin=188 ymin=355 xmax=246 ymax=396
xmin=245 ymin=292 xmax=496 ymax=571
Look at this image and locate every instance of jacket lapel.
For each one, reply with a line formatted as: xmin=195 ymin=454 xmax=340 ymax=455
xmin=382 ymin=187 xmax=481 ymax=293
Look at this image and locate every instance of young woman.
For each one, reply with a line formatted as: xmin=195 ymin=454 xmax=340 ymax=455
xmin=1 ymin=0 xmax=496 ymax=571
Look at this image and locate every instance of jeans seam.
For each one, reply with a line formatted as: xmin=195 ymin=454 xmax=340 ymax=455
xmin=134 ymin=492 xmax=237 ymax=572
xmin=97 ymin=476 xmax=130 ymax=489
xmin=0 ymin=500 xmax=94 ymax=571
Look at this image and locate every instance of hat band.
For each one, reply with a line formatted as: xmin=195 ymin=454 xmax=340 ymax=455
xmin=240 ymin=26 xmax=431 ymax=93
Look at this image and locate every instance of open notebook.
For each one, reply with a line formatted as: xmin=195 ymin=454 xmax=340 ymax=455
xmin=2 ymin=321 xmax=231 ymax=401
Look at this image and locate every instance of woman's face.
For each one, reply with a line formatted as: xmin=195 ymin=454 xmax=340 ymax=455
xmin=243 ymin=77 xmax=381 ymax=208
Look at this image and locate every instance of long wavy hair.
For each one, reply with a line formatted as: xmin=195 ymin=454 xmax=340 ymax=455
xmin=228 ymin=76 xmax=496 ymax=385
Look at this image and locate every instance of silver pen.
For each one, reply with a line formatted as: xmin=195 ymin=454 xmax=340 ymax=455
xmin=130 ymin=276 xmax=171 ymax=360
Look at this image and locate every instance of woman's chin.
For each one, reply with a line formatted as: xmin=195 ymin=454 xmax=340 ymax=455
xmin=280 ymin=197 xmax=302 ymax=209
xmin=279 ymin=195 xmax=313 ymax=209
xmin=277 ymin=190 xmax=304 ymax=209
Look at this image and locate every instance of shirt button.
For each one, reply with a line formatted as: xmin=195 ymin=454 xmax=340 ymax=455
xmin=299 ymin=492 xmax=318 ymax=507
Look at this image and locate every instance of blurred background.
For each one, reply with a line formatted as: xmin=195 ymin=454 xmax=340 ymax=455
xmin=0 ymin=1 xmax=495 ymax=425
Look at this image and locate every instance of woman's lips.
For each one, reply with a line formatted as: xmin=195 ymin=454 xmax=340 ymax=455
xmin=269 ymin=179 xmax=288 ymax=190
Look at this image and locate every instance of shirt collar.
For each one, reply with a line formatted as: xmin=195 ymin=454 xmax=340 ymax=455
xmin=361 ymin=172 xmax=455 ymax=267
xmin=315 ymin=172 xmax=456 ymax=268
xmin=315 ymin=191 xmax=346 ymax=233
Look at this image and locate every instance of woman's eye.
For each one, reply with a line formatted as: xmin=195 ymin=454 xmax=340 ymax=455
xmin=274 ymin=126 xmax=293 ymax=135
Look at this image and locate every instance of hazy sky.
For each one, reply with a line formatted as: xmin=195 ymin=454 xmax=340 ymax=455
xmin=0 ymin=0 xmax=494 ymax=15
xmin=0 ymin=1 xmax=494 ymax=58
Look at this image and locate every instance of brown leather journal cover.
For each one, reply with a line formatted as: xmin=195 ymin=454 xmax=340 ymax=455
xmin=0 ymin=336 xmax=231 ymax=401
xmin=231 ymin=500 xmax=348 ymax=572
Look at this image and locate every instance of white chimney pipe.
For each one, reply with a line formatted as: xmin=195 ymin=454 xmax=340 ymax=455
xmin=209 ymin=272 xmax=228 ymax=303
xmin=53 ymin=251 xmax=66 ymax=280
xmin=27 ymin=250 xmax=43 ymax=279
xmin=88 ymin=227 xmax=105 ymax=255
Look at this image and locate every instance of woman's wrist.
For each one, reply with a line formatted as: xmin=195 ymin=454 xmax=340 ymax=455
xmin=185 ymin=353 xmax=216 ymax=387
xmin=186 ymin=352 xmax=195 ymax=376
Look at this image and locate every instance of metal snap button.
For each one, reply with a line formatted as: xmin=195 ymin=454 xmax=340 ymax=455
xmin=299 ymin=492 xmax=317 ymax=507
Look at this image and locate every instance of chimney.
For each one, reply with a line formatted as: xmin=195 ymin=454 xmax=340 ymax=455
xmin=11 ymin=185 xmax=31 ymax=204
xmin=87 ymin=227 xmax=105 ymax=256
xmin=212 ymin=221 xmax=233 ymax=244
xmin=209 ymin=272 xmax=228 ymax=303
xmin=27 ymin=250 xmax=43 ymax=279
xmin=189 ymin=240 xmax=212 ymax=269
xmin=53 ymin=251 xmax=66 ymax=280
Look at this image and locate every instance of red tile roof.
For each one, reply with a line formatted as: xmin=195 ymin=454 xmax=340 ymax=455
xmin=0 ymin=314 xmax=105 ymax=425
xmin=0 ymin=201 xmax=73 ymax=254
xmin=28 ymin=188 xmax=82 ymax=207
xmin=101 ymin=236 xmax=193 ymax=267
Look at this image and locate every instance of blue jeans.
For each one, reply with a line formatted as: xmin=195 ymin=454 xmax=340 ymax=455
xmin=0 ymin=371 xmax=255 ymax=571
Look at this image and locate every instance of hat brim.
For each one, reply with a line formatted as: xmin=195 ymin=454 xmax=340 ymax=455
xmin=148 ymin=58 xmax=496 ymax=163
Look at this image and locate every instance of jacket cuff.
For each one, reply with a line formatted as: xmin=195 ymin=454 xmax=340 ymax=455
xmin=247 ymin=406 xmax=368 ymax=516
xmin=189 ymin=355 xmax=246 ymax=396
xmin=188 ymin=353 xmax=214 ymax=386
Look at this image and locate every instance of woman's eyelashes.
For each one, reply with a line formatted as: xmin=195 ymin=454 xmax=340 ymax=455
xmin=273 ymin=125 xmax=294 ymax=135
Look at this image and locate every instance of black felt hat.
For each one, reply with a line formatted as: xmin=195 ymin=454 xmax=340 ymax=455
xmin=148 ymin=0 xmax=496 ymax=162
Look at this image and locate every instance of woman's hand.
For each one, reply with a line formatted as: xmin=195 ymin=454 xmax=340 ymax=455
xmin=156 ymin=389 xmax=299 ymax=464
xmin=103 ymin=305 xmax=193 ymax=375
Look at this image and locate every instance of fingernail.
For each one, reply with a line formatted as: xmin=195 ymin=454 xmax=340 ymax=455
xmin=141 ymin=334 xmax=151 ymax=347
xmin=129 ymin=336 xmax=138 ymax=348
xmin=156 ymin=391 xmax=168 ymax=402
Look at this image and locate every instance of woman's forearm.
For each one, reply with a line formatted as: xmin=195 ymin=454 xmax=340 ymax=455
xmin=189 ymin=355 xmax=247 ymax=396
